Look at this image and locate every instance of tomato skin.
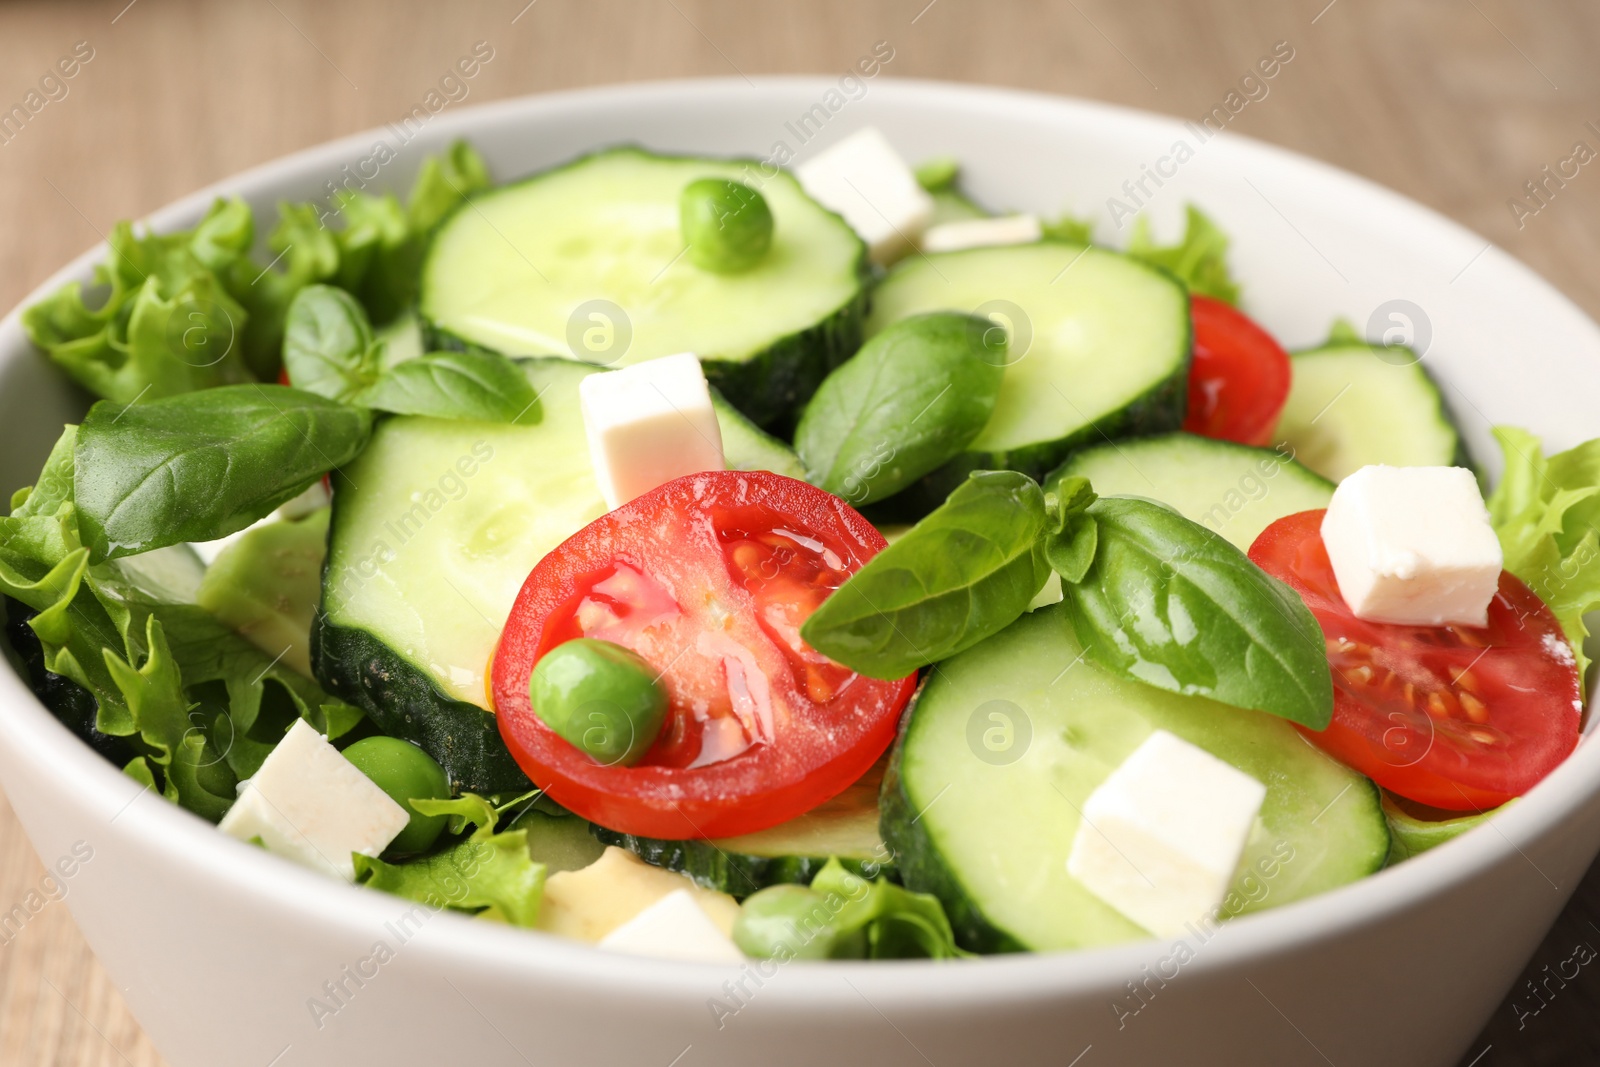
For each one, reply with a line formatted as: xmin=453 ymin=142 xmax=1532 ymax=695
xmin=1250 ymin=510 xmax=1581 ymax=811
xmin=493 ymin=470 xmax=917 ymax=840
xmin=1183 ymin=295 xmax=1292 ymax=447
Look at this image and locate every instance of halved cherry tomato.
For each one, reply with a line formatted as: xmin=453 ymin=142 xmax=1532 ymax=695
xmin=492 ymin=470 xmax=917 ymax=839
xmin=1250 ymin=510 xmax=1581 ymax=811
xmin=1182 ymin=295 xmax=1292 ymax=447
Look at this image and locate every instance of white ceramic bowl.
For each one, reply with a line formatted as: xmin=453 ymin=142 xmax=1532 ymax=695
xmin=2 ymin=78 xmax=1597 ymax=1067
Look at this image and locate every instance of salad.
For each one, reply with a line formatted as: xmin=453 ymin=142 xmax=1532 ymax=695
xmin=3 ymin=127 xmax=1598 ymax=965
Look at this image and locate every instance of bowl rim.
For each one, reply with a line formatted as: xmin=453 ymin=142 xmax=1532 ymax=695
xmin=1 ymin=73 xmax=1597 ymax=1008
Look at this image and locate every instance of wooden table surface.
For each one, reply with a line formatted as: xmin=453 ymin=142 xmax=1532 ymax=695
xmin=2 ymin=0 xmax=1599 ymax=1063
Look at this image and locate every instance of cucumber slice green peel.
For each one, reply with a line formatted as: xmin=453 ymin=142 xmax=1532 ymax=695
xmin=421 ymin=146 xmax=869 ymax=429
xmin=864 ymin=241 xmax=1191 ymax=511
xmin=1273 ymin=323 xmax=1470 ymax=483
xmin=1047 ymin=432 xmax=1334 ymax=552
xmin=880 ymin=606 xmax=1387 ymax=953
xmin=313 ymin=357 xmax=807 ymax=795
xmin=591 ymin=759 xmax=893 ymax=895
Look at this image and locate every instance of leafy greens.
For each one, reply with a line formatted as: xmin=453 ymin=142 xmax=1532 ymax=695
xmin=802 ymin=469 xmax=1335 ymax=728
xmin=1 ymin=427 xmax=360 ymax=820
xmin=73 ymin=384 xmax=372 ymax=562
xmin=1487 ymin=426 xmax=1600 ymax=676
xmin=732 ymin=858 xmax=969 ymax=960
xmin=799 ymin=471 xmax=1053 ymax=679
xmin=354 ymin=793 xmax=546 ymax=927
xmin=22 ymin=141 xmax=491 ymax=393
xmin=1127 ymin=204 xmax=1241 ymax=305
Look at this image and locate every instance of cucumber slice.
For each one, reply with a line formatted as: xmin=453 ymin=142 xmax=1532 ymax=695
xmin=1272 ymin=342 xmax=1468 ymax=482
xmin=712 ymin=388 xmax=805 ymax=480
xmin=881 ymin=604 xmax=1388 ymax=953
xmin=865 ymin=243 xmax=1189 ymax=506
xmin=592 ymin=760 xmax=890 ymax=895
xmin=1048 ymin=432 xmax=1334 ymax=551
xmin=421 ymin=147 xmax=868 ymax=428
xmin=196 ymin=509 xmax=328 ymax=677
xmin=314 ymin=356 xmax=803 ymax=793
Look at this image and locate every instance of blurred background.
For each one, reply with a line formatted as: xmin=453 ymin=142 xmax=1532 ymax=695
xmin=1 ymin=1 xmax=1597 ymax=1063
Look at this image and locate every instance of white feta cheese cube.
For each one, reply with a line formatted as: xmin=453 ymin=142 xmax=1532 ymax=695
xmin=921 ymin=214 xmax=1043 ymax=253
xmin=1320 ymin=465 xmax=1503 ymax=627
xmin=597 ymin=888 xmax=746 ymax=964
xmin=218 ymin=719 xmax=409 ymax=881
xmin=1067 ymin=730 xmax=1266 ymax=938
xmin=578 ymin=353 xmax=726 ymax=510
xmin=795 ymin=127 xmax=934 ymax=264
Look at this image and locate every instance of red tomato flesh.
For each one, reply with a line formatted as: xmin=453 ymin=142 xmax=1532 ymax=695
xmin=1250 ymin=510 xmax=1581 ymax=811
xmin=1183 ymin=295 xmax=1292 ymax=447
xmin=493 ymin=470 xmax=916 ymax=839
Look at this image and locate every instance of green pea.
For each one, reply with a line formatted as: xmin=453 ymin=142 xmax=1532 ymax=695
xmin=680 ymin=178 xmax=774 ymax=273
xmin=342 ymin=736 xmax=451 ymax=855
xmin=732 ymin=885 xmax=866 ymax=961
xmin=529 ymin=638 xmax=668 ymax=767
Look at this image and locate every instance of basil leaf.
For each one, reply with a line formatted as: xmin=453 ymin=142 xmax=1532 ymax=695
xmin=1043 ymin=474 xmax=1099 ymax=583
xmin=74 ymin=384 xmax=372 ymax=562
xmin=795 ymin=312 xmax=1005 ymax=506
xmin=799 ymin=470 xmax=1051 ymax=679
xmin=1047 ymin=515 xmax=1099 ymax=585
xmin=353 ymin=350 xmax=540 ymax=424
xmin=282 ymin=284 xmax=378 ymax=401
xmin=1048 ymin=474 xmax=1098 ymax=526
xmin=1058 ymin=496 xmax=1332 ymax=728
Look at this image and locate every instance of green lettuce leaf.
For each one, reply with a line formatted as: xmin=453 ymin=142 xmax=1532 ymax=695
xmin=809 ymin=859 xmax=969 ymax=959
xmin=354 ymin=793 xmax=546 ymax=927
xmin=1382 ymin=791 xmax=1509 ymax=866
xmin=1320 ymin=317 xmax=1365 ymax=347
xmin=1040 ymin=212 xmax=1095 ymax=244
xmin=24 ymin=141 xmax=492 ymax=393
xmin=407 ymin=139 xmax=492 ymax=233
xmin=734 ymin=858 xmax=969 ymax=960
xmin=1487 ymin=426 xmax=1600 ymax=676
xmin=223 ymin=201 xmax=343 ymax=376
xmin=23 ymin=202 xmax=257 ymax=403
xmin=1127 ymin=204 xmax=1240 ymax=305
xmin=1 ymin=427 xmax=361 ymax=819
